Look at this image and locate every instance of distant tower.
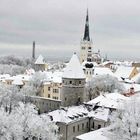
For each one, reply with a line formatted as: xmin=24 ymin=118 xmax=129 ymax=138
xmin=35 ymin=54 xmax=45 ymax=71
xmin=80 ymin=9 xmax=93 ymax=63
xmin=32 ymin=41 xmax=35 ymax=60
xmin=61 ymin=53 xmax=86 ymax=107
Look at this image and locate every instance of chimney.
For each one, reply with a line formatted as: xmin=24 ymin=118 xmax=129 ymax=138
xmin=32 ymin=41 xmax=35 ymax=59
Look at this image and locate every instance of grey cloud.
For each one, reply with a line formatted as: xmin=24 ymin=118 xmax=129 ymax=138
xmin=0 ymin=0 xmax=140 ymax=60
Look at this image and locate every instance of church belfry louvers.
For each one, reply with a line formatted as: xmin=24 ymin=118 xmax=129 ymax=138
xmin=80 ymin=9 xmax=93 ymax=64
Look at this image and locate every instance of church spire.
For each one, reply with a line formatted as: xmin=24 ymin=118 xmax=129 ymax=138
xmin=83 ymin=9 xmax=90 ymax=41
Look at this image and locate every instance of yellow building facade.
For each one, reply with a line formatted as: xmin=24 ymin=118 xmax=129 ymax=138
xmin=41 ymin=82 xmax=62 ymax=100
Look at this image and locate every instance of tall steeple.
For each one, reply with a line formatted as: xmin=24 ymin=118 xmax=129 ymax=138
xmin=83 ymin=9 xmax=90 ymax=41
xmin=80 ymin=9 xmax=93 ymax=64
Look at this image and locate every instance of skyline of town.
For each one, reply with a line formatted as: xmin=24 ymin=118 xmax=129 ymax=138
xmin=0 ymin=0 xmax=140 ymax=60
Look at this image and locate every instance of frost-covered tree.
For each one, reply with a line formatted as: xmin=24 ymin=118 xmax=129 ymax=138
xmin=27 ymin=72 xmax=46 ymax=96
xmin=0 ymin=55 xmax=34 ymax=67
xmin=0 ymin=64 xmax=26 ymax=75
xmin=0 ymin=55 xmax=35 ymax=75
xmin=0 ymin=102 xmax=59 ymax=140
xmin=108 ymin=97 xmax=140 ymax=140
xmin=86 ymin=74 xmax=125 ymax=100
xmin=20 ymin=83 xmax=36 ymax=95
xmin=0 ymin=83 xmax=23 ymax=113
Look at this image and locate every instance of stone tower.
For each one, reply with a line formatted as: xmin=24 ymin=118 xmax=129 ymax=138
xmin=61 ymin=53 xmax=86 ymax=107
xmin=80 ymin=9 xmax=93 ymax=64
xmin=35 ymin=54 xmax=46 ymax=71
xmin=32 ymin=41 xmax=35 ymax=60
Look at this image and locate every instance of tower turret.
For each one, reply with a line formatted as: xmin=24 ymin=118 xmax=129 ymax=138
xmin=61 ymin=53 xmax=86 ymax=107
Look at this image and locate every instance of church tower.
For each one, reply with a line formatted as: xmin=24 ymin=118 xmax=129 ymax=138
xmin=61 ymin=53 xmax=86 ymax=107
xmin=80 ymin=9 xmax=93 ymax=64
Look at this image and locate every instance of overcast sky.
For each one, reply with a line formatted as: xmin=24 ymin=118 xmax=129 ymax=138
xmin=0 ymin=0 xmax=140 ymax=60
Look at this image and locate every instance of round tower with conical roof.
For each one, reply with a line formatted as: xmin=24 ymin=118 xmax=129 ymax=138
xmin=61 ymin=53 xmax=86 ymax=107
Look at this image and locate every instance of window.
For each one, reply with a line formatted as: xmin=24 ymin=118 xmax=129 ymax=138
xmin=88 ymin=47 xmax=91 ymax=49
xmin=86 ymin=122 xmax=89 ymax=128
xmin=98 ymin=125 xmax=101 ymax=129
xmin=53 ymin=89 xmax=59 ymax=93
xmin=77 ymin=125 xmax=79 ymax=131
xmin=48 ymin=87 xmax=50 ymax=91
xmin=93 ymin=122 xmax=94 ymax=128
xmin=82 ymin=123 xmax=84 ymax=130
xmin=58 ymin=127 xmax=60 ymax=133
xmin=70 ymin=81 xmax=72 ymax=84
xmin=79 ymin=81 xmax=81 ymax=84
xmin=48 ymin=94 xmax=50 ymax=98
xmin=88 ymin=54 xmax=92 ymax=57
xmin=65 ymin=97 xmax=67 ymax=101
xmin=73 ymin=126 xmax=75 ymax=133
xmin=78 ymin=97 xmax=81 ymax=103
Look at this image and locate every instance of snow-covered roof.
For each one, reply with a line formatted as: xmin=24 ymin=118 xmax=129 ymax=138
xmin=62 ymin=53 xmax=85 ymax=79
xmin=0 ymin=74 xmax=11 ymax=82
xmin=30 ymin=95 xmax=61 ymax=102
xmin=48 ymin=105 xmax=88 ymax=124
xmin=15 ymin=74 xmax=31 ymax=81
xmin=114 ymin=66 xmax=134 ymax=80
xmin=0 ymin=74 xmax=11 ymax=79
xmin=131 ymin=73 xmax=140 ymax=83
xmin=102 ymin=61 xmax=113 ymax=66
xmin=94 ymin=67 xmax=114 ymax=76
xmin=76 ymin=128 xmax=110 ymax=140
xmin=48 ymin=105 xmax=109 ymax=124
xmin=123 ymin=83 xmax=140 ymax=93
xmin=35 ymin=55 xmax=45 ymax=64
xmin=87 ymin=93 xmax=129 ymax=109
xmin=12 ymin=77 xmax=24 ymax=86
xmin=43 ymin=71 xmax=63 ymax=83
xmin=88 ymin=107 xmax=110 ymax=122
